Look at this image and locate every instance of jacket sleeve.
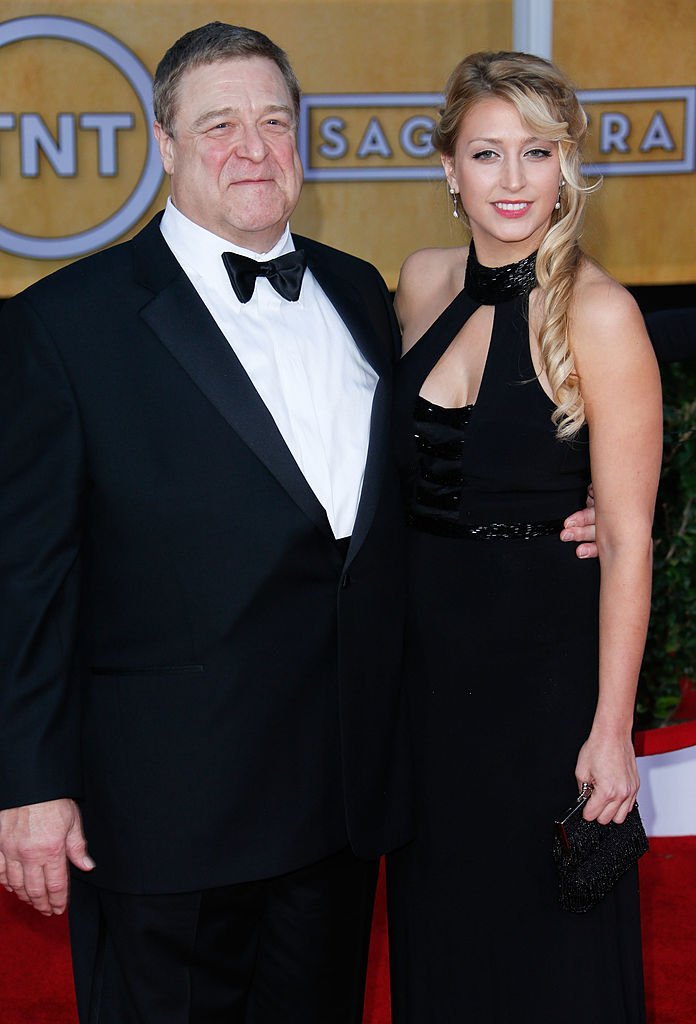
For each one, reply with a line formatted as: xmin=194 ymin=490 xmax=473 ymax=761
xmin=381 ymin=275 xmax=402 ymax=366
xmin=0 ymin=293 xmax=86 ymax=809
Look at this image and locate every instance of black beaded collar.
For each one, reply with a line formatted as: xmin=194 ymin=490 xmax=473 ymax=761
xmin=464 ymin=241 xmax=538 ymax=305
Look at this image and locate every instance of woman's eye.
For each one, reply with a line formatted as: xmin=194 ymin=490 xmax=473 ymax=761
xmin=472 ymin=149 xmax=497 ymax=160
xmin=527 ymin=147 xmax=552 ymax=158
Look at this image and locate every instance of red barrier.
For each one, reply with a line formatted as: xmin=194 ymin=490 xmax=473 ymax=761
xmin=635 ymin=719 xmax=696 ymax=757
xmin=635 ymin=678 xmax=696 ymax=757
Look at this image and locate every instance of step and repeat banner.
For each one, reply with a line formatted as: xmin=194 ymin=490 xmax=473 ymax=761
xmin=0 ymin=0 xmax=694 ymax=294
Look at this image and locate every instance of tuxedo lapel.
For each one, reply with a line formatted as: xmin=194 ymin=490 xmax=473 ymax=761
xmin=134 ymin=218 xmax=333 ymax=539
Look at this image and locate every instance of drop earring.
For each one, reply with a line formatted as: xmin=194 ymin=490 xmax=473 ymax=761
xmin=555 ymin=179 xmax=566 ymax=211
xmin=450 ymin=187 xmax=459 ymax=219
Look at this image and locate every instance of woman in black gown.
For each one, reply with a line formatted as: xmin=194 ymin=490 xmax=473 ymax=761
xmin=387 ymin=52 xmax=662 ymax=1022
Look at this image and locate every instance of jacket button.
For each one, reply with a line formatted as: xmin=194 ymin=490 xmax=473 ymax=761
xmin=341 ymin=572 xmax=352 ymax=589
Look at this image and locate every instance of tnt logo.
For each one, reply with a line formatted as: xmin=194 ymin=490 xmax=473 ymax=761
xmin=0 ymin=112 xmax=135 ymax=178
xmin=0 ymin=16 xmax=162 ymax=259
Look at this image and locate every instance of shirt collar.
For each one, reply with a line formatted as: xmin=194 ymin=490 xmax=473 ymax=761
xmin=160 ymin=197 xmax=294 ymax=267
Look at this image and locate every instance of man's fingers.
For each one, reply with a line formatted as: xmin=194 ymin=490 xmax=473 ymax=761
xmin=569 ymin=507 xmax=593 ymax=527
xmin=5 ymin=859 xmax=29 ymax=902
xmin=65 ymin=820 xmax=95 ymax=873
xmin=44 ymin=859 xmax=69 ymax=914
xmin=562 ymin=524 xmax=594 ymax=542
xmin=3 ymin=855 xmax=70 ymax=915
xmin=4 ymin=856 xmax=69 ymax=915
xmin=560 ymin=527 xmax=599 ymax=557
xmin=22 ymin=861 xmax=54 ymax=915
xmin=561 ymin=505 xmax=598 ymax=557
xmin=564 ymin=507 xmax=595 ymax=529
xmin=575 ymin=542 xmax=599 ymax=560
xmin=0 ymin=799 xmax=88 ymax=912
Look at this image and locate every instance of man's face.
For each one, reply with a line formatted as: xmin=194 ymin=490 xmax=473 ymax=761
xmin=155 ymin=56 xmax=304 ymax=252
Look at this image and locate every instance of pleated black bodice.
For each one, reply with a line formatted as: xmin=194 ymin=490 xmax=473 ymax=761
xmin=394 ymin=288 xmax=591 ymax=528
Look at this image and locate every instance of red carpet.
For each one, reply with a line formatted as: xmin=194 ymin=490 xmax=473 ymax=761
xmin=639 ymin=837 xmax=696 ymax=1024
xmin=1 ymin=839 xmax=694 ymax=1022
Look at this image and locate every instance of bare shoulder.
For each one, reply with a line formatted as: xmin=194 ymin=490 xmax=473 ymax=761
xmin=396 ymin=246 xmax=467 ymax=353
xmin=570 ymin=258 xmax=659 ymax=410
xmin=571 ymin=260 xmax=647 ymax=351
xmin=396 ymin=246 xmax=461 ymax=310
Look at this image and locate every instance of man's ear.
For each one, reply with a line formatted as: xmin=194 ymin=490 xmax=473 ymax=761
xmin=154 ymin=122 xmax=174 ymax=175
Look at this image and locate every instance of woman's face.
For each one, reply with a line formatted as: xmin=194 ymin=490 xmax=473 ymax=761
xmin=442 ymin=95 xmax=562 ymax=265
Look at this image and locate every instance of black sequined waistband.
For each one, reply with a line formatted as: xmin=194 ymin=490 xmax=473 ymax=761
xmin=407 ymin=514 xmax=565 ymax=540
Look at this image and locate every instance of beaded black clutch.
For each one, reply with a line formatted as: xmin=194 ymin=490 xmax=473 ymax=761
xmin=552 ymin=785 xmax=649 ymax=913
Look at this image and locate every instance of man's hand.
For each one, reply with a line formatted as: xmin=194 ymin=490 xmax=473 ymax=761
xmin=0 ymin=799 xmax=94 ymax=916
xmin=560 ymin=485 xmax=598 ymax=559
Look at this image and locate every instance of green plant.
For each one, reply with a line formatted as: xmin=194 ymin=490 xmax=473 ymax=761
xmin=637 ymin=362 xmax=696 ymax=728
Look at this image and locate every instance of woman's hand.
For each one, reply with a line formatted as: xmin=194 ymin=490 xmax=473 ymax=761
xmin=574 ymin=729 xmax=640 ymax=825
xmin=568 ymin=271 xmax=659 ymax=832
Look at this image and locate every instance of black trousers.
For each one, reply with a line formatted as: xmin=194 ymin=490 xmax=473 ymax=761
xmin=69 ymin=848 xmax=378 ymax=1024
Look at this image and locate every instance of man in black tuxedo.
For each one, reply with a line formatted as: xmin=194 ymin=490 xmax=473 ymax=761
xmin=0 ymin=21 xmax=597 ymax=1023
xmin=0 ymin=23 xmax=412 ymax=1023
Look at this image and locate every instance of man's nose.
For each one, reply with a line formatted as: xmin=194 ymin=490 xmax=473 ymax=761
xmin=235 ymin=125 xmax=268 ymax=161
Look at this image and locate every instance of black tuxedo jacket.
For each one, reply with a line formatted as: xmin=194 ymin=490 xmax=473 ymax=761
xmin=0 ymin=215 xmax=412 ymax=893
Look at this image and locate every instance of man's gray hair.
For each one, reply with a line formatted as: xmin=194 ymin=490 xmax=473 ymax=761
xmin=153 ymin=22 xmax=301 ymax=136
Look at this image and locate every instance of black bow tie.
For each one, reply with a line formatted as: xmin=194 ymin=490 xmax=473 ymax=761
xmin=222 ymin=249 xmax=307 ymax=304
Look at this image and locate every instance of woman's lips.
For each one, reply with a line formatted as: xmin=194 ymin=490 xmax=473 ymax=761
xmin=492 ymin=201 xmax=531 ymax=218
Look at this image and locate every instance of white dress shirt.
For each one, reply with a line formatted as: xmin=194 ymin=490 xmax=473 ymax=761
xmin=160 ymin=200 xmax=378 ymax=539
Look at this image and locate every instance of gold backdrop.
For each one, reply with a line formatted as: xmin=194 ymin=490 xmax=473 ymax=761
xmin=0 ymin=0 xmax=693 ymax=293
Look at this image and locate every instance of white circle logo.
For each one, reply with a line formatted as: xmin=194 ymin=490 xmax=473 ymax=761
xmin=0 ymin=16 xmax=162 ymax=259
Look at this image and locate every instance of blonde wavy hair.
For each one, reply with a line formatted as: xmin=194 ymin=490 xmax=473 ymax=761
xmin=432 ymin=51 xmax=598 ymax=439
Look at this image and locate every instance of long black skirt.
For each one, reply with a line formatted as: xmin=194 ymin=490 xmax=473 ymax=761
xmin=387 ymin=529 xmax=645 ymax=1023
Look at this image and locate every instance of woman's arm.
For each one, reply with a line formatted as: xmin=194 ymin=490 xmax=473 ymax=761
xmin=570 ymin=272 xmax=663 ymax=825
